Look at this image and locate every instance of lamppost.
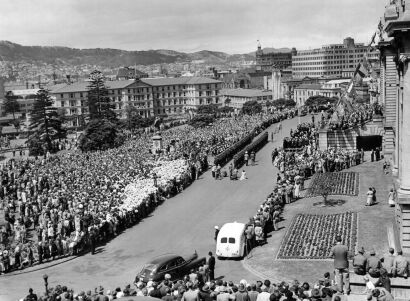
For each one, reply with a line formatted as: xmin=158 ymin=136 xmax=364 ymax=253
xmin=43 ymin=274 xmax=49 ymax=296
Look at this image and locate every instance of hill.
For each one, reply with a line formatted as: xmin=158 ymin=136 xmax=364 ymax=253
xmin=0 ymin=41 xmax=255 ymax=67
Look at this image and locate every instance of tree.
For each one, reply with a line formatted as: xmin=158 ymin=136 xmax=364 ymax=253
xmin=224 ymin=98 xmax=231 ymax=107
xmin=188 ymin=114 xmax=215 ymax=128
xmin=87 ymin=70 xmax=115 ymax=121
xmin=4 ymin=91 xmax=19 ymax=120
xmin=315 ymin=176 xmax=336 ymax=205
xmin=79 ymin=118 xmax=125 ymax=152
xmin=305 ymin=96 xmax=338 ymax=107
xmin=197 ymin=104 xmax=219 ymax=115
xmin=29 ymin=89 xmax=66 ymax=151
xmin=242 ymin=100 xmax=262 ymax=115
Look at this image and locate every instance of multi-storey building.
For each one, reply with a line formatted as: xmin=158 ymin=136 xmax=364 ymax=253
xmin=220 ymin=88 xmax=273 ymax=110
xmin=256 ymin=42 xmax=297 ymax=72
xmin=292 ymin=37 xmax=379 ymax=78
xmin=51 ymin=77 xmax=222 ymax=127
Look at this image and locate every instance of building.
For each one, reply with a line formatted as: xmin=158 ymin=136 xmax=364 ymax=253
xmin=292 ymin=37 xmax=379 ymax=78
xmin=0 ymin=88 xmax=41 ymax=117
xmin=376 ymin=0 xmax=410 ymax=253
xmin=219 ymin=73 xmax=251 ymax=89
xmin=220 ymin=88 xmax=273 ymax=110
xmin=51 ymin=77 xmax=222 ymax=126
xmin=294 ymin=79 xmax=353 ymax=107
xmin=256 ymin=42 xmax=296 ymax=71
xmin=116 ymin=67 xmax=148 ymax=80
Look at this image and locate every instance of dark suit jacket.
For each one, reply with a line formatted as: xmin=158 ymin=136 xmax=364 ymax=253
xmin=208 ymin=256 xmax=215 ymax=270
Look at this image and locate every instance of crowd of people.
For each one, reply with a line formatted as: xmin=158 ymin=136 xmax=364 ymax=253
xmin=20 ymin=259 xmax=395 ymax=301
xmin=324 ymin=104 xmax=379 ymax=131
xmin=0 ymin=112 xmax=291 ymax=274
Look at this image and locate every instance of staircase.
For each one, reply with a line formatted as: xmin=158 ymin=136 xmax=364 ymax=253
xmin=383 ymin=127 xmax=395 ymax=159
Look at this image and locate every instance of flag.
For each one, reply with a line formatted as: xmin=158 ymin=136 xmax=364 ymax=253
xmin=347 ymin=81 xmax=354 ymax=94
xmin=354 ymin=61 xmax=369 ymax=78
xmin=370 ymin=31 xmax=376 ymax=45
xmin=341 ymin=95 xmax=354 ymax=113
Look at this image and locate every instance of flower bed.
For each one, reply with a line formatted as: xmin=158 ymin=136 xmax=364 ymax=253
xmin=306 ymin=172 xmax=359 ymax=197
xmin=277 ymin=212 xmax=358 ymax=259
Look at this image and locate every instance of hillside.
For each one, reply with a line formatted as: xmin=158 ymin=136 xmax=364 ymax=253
xmin=0 ymin=41 xmax=255 ymax=67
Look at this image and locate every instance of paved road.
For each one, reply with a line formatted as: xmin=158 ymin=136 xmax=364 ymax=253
xmin=0 ymin=116 xmax=310 ymax=301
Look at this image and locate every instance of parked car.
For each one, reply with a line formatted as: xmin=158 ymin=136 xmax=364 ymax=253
xmin=136 ymin=252 xmax=206 ymax=282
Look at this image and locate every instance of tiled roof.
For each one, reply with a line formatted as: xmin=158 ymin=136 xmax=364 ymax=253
xmin=221 ymin=88 xmax=271 ymax=98
xmin=295 ymin=84 xmax=323 ymax=90
xmin=52 ymin=80 xmax=136 ymax=93
xmin=141 ymin=77 xmax=221 ymax=86
xmin=52 ymin=77 xmax=222 ymax=94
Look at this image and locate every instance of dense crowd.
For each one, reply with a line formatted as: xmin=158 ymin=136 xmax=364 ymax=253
xmin=0 ymin=112 xmax=292 ymax=274
xmin=320 ymin=103 xmax=380 ymax=131
xmin=20 ymin=252 xmax=396 ymax=301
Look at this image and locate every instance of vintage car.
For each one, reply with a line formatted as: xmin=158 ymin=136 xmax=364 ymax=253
xmin=136 ymin=252 xmax=206 ymax=282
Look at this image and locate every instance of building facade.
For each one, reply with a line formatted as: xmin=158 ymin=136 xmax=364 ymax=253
xmin=256 ymin=42 xmax=296 ymax=72
xmin=292 ymin=37 xmax=379 ymax=78
xmin=377 ymin=0 xmax=410 ymax=253
xmin=52 ymin=77 xmax=222 ymax=126
xmin=220 ymin=88 xmax=273 ymax=110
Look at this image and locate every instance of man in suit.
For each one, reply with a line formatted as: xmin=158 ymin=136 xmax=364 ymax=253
xmin=331 ymin=235 xmax=350 ymax=294
xmin=208 ymin=251 xmax=215 ymax=281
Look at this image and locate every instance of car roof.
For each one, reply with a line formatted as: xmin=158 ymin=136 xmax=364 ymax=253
xmin=148 ymin=254 xmax=181 ymax=265
xmin=219 ymin=222 xmax=246 ymax=237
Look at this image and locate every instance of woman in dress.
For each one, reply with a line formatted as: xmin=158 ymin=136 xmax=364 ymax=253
xmin=240 ymin=170 xmax=247 ymax=181
xmin=294 ymin=180 xmax=301 ymax=200
xmin=366 ymin=187 xmax=374 ymax=206
xmin=388 ymin=188 xmax=396 ymax=207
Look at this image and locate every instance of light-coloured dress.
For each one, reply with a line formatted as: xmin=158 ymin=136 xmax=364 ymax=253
xmin=240 ymin=171 xmax=247 ymax=181
xmin=388 ymin=191 xmax=396 ymax=206
xmin=366 ymin=190 xmax=374 ymax=206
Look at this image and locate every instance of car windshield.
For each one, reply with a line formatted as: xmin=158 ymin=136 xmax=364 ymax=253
xmin=140 ymin=263 xmax=158 ymax=275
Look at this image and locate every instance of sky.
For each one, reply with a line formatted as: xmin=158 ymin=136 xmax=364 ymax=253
xmin=0 ymin=0 xmax=387 ymax=54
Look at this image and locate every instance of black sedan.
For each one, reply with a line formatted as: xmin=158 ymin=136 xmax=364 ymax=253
xmin=136 ymin=252 xmax=206 ymax=282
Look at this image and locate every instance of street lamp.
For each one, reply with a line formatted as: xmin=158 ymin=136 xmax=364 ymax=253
xmin=43 ymin=274 xmax=49 ymax=296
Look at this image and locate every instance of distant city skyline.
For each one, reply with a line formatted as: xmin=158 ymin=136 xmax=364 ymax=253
xmin=0 ymin=0 xmax=386 ymax=54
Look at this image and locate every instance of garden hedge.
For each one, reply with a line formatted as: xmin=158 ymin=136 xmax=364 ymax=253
xmin=213 ymin=112 xmax=290 ymax=167
xmin=213 ymin=129 xmax=255 ymax=167
xmin=233 ymin=131 xmax=269 ymax=168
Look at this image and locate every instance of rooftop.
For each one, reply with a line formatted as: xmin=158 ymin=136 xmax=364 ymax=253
xmin=141 ymin=77 xmax=221 ymax=86
xmin=221 ymin=88 xmax=272 ymax=97
xmin=294 ymin=84 xmax=323 ymax=90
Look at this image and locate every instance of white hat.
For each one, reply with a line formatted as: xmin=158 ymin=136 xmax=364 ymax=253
xmin=214 ymin=226 xmax=219 ymax=230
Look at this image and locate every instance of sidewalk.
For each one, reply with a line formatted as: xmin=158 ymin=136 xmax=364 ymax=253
xmin=244 ymin=155 xmax=395 ymax=285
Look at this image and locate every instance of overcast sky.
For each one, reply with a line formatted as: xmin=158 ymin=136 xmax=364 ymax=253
xmin=0 ymin=0 xmax=386 ymax=53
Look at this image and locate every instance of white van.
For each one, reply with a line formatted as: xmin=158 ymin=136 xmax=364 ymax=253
xmin=215 ymin=222 xmax=246 ymax=258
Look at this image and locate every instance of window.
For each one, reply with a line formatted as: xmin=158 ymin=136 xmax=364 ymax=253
xmin=70 ymin=93 xmax=74 ymax=98
xmin=61 ymin=101 xmax=65 ymax=107
xmin=60 ymin=94 xmax=64 ymax=98
xmin=80 ymin=92 xmax=83 ymax=98
xmin=220 ymin=237 xmax=227 ymax=243
xmin=228 ymin=238 xmax=235 ymax=244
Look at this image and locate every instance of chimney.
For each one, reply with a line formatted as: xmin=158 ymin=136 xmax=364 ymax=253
xmin=66 ymin=75 xmax=71 ymax=84
xmin=26 ymin=81 xmax=29 ymax=89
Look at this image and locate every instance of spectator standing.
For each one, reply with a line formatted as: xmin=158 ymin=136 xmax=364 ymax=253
xmin=331 ymin=235 xmax=350 ymax=295
xmin=208 ymin=251 xmax=215 ymax=281
xmin=248 ymin=284 xmax=259 ymax=301
xmin=25 ymin=288 xmax=38 ymax=301
xmin=236 ymin=284 xmax=250 ymax=301
xmin=182 ymin=282 xmax=199 ymax=301
xmin=244 ymin=151 xmax=249 ymax=166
